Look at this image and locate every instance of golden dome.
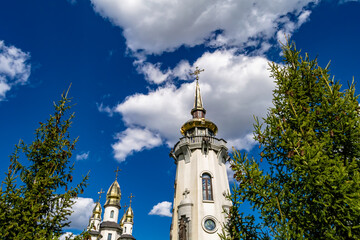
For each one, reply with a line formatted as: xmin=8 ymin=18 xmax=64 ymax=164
xmin=121 ymin=206 xmax=134 ymax=224
xmin=91 ymin=201 xmax=102 ymax=219
xmin=104 ymin=179 xmax=121 ymax=207
xmin=180 ymin=118 xmax=218 ymax=136
xmin=120 ymin=213 xmax=126 ymax=227
xmin=125 ymin=206 xmax=134 ymax=223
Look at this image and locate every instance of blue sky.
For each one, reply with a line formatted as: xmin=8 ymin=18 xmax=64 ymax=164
xmin=1 ymin=0 xmax=360 ymax=239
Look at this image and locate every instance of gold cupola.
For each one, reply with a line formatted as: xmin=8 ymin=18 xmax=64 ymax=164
xmin=180 ymin=67 xmax=218 ymax=136
xmin=104 ymin=179 xmax=121 ymax=208
xmin=92 ymin=201 xmax=102 ymax=219
xmin=120 ymin=212 xmax=126 ymax=227
xmin=124 ymin=205 xmax=134 ymax=223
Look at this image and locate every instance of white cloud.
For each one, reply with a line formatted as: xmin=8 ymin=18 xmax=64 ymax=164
xmin=0 ymin=41 xmax=31 ymax=100
xmin=66 ymin=197 xmax=95 ymax=230
xmin=91 ymin=0 xmax=311 ymax=161
xmin=226 ymin=162 xmax=235 ymax=183
xmin=76 ymin=152 xmax=89 ymax=161
xmin=97 ymin=102 xmax=114 ymax=117
xmin=112 ymin=128 xmax=162 ymax=162
xmin=149 ymin=201 xmax=172 ymax=217
xmin=112 ymin=49 xmax=274 ymax=160
xmin=136 ymin=62 xmax=171 ymax=84
xmin=91 ymin=0 xmax=317 ymax=54
xmin=227 ymin=134 xmax=256 ymax=152
xmin=276 ymin=10 xmax=311 ymax=44
xmin=172 ymin=60 xmax=191 ymax=80
xmin=59 ymin=232 xmax=76 ymax=240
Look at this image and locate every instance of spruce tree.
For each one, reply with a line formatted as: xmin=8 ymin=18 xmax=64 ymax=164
xmin=221 ymin=42 xmax=360 ymax=239
xmin=0 ymin=89 xmax=88 ymax=239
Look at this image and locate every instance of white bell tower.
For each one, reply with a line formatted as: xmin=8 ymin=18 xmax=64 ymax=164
xmin=170 ymin=67 xmax=232 ymax=240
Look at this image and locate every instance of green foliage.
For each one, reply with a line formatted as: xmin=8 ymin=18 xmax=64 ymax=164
xmin=222 ymin=42 xmax=360 ymax=239
xmin=0 ymin=90 xmax=89 ymax=239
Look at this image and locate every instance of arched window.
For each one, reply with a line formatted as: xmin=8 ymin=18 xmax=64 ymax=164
xmin=202 ymin=173 xmax=213 ymax=200
xmin=110 ymin=210 xmax=114 ymax=218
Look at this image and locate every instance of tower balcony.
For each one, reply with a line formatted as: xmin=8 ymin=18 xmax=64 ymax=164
xmin=170 ymin=136 xmax=228 ymax=164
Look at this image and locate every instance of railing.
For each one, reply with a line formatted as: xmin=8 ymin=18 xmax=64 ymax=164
xmin=177 ymin=136 xmax=227 ymax=146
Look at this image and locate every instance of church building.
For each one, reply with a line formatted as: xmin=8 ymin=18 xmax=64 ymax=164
xmin=86 ymin=170 xmax=136 ymax=240
xmin=169 ymin=68 xmax=232 ymax=240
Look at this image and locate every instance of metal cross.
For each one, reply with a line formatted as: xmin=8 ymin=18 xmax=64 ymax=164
xmin=122 ymin=203 xmax=128 ymax=213
xmin=129 ymin=193 xmax=135 ymax=206
xmin=114 ymin=167 xmax=122 ymax=180
xmin=190 ymin=66 xmax=204 ymax=81
xmin=183 ymin=188 xmax=190 ymax=198
xmin=97 ymin=188 xmax=104 ymax=202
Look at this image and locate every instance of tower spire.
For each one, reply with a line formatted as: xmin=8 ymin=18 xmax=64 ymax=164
xmin=190 ymin=67 xmax=206 ymax=118
xmin=114 ymin=167 xmax=122 ymax=180
xmin=129 ymin=193 xmax=134 ymax=206
xmin=97 ymin=188 xmax=104 ymax=203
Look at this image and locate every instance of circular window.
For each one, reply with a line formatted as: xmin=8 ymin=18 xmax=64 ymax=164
xmin=202 ymin=216 xmax=218 ymax=233
xmin=204 ymin=219 xmax=216 ymax=231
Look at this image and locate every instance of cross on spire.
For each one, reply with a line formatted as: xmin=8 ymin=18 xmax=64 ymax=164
xmin=114 ymin=167 xmax=122 ymax=180
xmin=129 ymin=193 xmax=134 ymax=206
xmin=97 ymin=188 xmax=104 ymax=202
xmin=190 ymin=66 xmax=204 ymax=81
xmin=183 ymin=188 xmax=190 ymax=199
xmin=122 ymin=203 xmax=128 ymax=213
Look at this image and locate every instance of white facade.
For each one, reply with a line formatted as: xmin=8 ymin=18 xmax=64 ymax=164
xmin=170 ymin=79 xmax=231 ymax=240
xmin=123 ymin=221 xmax=133 ymax=235
xmin=103 ymin=205 xmax=120 ymax=223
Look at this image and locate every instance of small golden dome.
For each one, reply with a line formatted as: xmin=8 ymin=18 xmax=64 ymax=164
xmin=93 ymin=202 xmax=102 ymax=213
xmin=91 ymin=201 xmax=102 ymax=219
xmin=120 ymin=213 xmax=126 ymax=227
xmin=104 ymin=179 xmax=121 ymax=207
xmin=125 ymin=206 xmax=134 ymax=223
xmin=121 ymin=206 xmax=134 ymax=224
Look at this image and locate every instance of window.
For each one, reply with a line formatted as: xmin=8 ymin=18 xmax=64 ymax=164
xmin=110 ymin=210 xmax=114 ymax=218
xmin=202 ymin=216 xmax=218 ymax=233
xmin=107 ymin=233 xmax=112 ymax=240
xmin=202 ymin=173 xmax=213 ymax=200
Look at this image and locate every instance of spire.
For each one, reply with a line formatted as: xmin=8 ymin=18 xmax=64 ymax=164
xmin=97 ymin=188 xmax=104 ymax=203
xmin=115 ymin=166 xmax=122 ymax=180
xmin=193 ymin=80 xmax=204 ymax=110
xmin=129 ymin=193 xmax=134 ymax=207
xmin=120 ymin=194 xmax=135 ymax=237
xmin=180 ymin=66 xmax=218 ymax=136
xmin=104 ymin=169 xmax=121 ymax=208
xmin=190 ymin=67 xmax=206 ymax=118
xmin=125 ymin=193 xmax=134 ymax=223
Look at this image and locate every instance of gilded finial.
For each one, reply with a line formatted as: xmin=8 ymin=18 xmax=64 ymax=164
xmin=114 ymin=167 xmax=122 ymax=180
xmin=190 ymin=66 xmax=204 ymax=82
xmin=122 ymin=203 xmax=128 ymax=213
xmin=129 ymin=193 xmax=134 ymax=206
xmin=97 ymin=188 xmax=104 ymax=202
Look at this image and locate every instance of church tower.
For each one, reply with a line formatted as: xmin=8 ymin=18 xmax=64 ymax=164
xmin=100 ymin=169 xmax=122 ymax=240
xmin=119 ymin=193 xmax=136 ymax=240
xmin=87 ymin=189 xmax=103 ymax=240
xmin=170 ymin=67 xmax=232 ymax=240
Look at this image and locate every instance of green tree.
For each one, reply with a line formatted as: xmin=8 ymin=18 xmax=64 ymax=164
xmin=221 ymin=42 xmax=360 ymax=239
xmin=0 ymin=89 xmax=89 ymax=239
